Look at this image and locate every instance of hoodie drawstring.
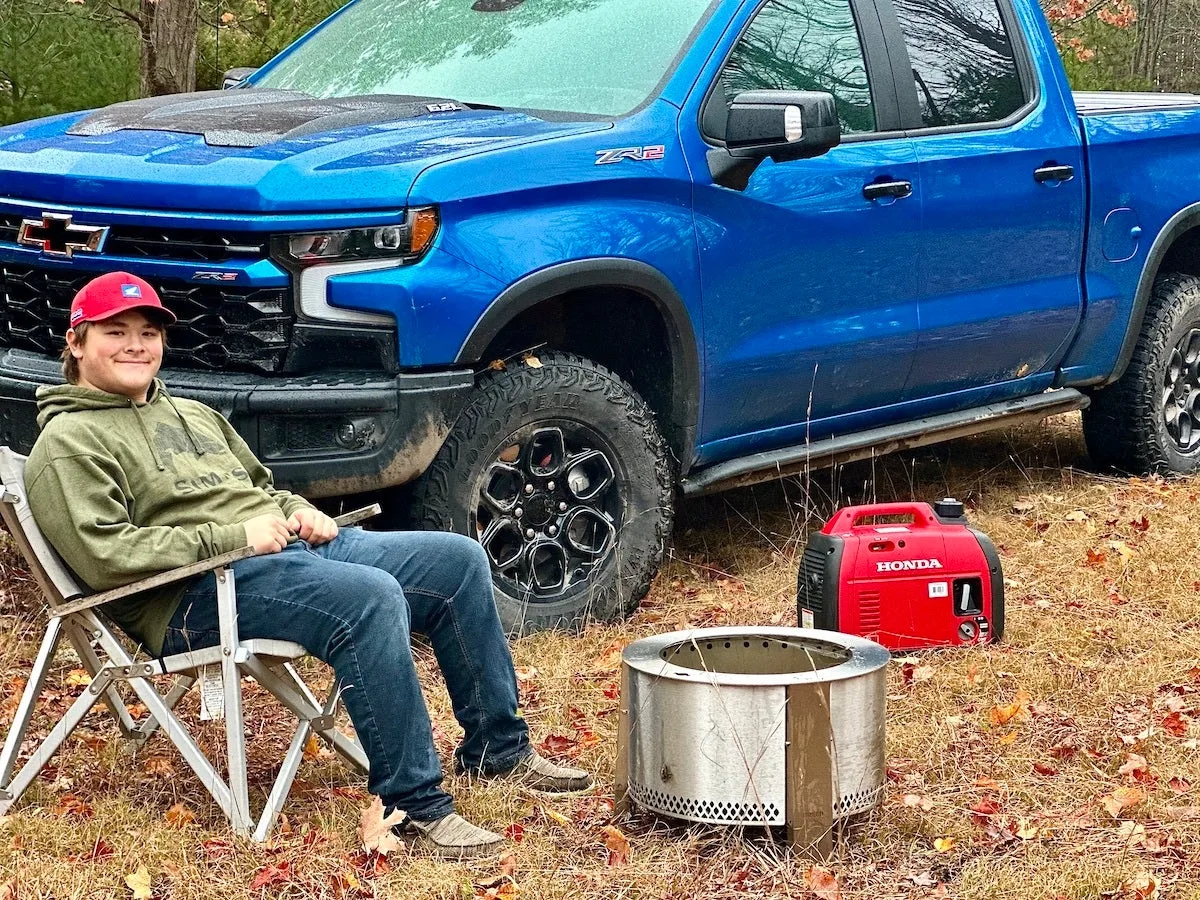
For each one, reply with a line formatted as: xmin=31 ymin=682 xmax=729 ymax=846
xmin=130 ymin=401 xmax=166 ymax=472
xmin=162 ymin=389 xmax=205 ymax=457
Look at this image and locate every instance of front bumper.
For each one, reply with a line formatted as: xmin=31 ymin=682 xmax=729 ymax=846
xmin=0 ymin=348 xmax=475 ymax=498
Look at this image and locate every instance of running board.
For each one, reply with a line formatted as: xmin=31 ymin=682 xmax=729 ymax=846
xmin=680 ymin=389 xmax=1089 ymax=497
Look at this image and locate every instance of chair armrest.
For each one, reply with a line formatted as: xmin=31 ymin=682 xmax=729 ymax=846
xmin=50 ymin=503 xmax=383 ymax=619
xmin=51 ymin=545 xmax=258 ymax=618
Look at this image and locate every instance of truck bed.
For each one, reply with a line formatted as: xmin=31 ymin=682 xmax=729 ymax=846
xmin=1074 ymin=90 xmax=1200 ymax=116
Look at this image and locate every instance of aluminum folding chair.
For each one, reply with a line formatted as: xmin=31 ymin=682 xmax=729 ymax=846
xmin=0 ymin=446 xmax=372 ymax=840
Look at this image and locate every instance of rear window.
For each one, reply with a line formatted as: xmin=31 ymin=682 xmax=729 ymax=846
xmin=892 ymin=0 xmax=1025 ymax=128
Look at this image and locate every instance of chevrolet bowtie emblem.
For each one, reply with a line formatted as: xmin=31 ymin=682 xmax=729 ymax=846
xmin=16 ymin=213 xmax=109 ymax=257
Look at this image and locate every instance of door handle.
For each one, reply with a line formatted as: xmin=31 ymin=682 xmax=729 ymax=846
xmin=1034 ymin=164 xmax=1074 ymax=184
xmin=863 ymin=180 xmax=913 ymax=201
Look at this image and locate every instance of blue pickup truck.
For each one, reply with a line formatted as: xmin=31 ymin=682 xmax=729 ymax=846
xmin=2 ymin=0 xmax=1200 ymax=632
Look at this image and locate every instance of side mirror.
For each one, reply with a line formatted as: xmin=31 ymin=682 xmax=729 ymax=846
xmin=222 ymin=67 xmax=259 ymax=89
xmin=708 ymin=90 xmax=842 ymax=190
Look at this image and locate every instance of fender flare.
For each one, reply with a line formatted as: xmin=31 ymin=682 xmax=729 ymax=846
xmin=1106 ymin=201 xmax=1200 ymax=386
xmin=456 ymin=258 xmax=701 ymax=466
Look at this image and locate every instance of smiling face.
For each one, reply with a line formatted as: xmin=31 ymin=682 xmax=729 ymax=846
xmin=67 ymin=310 xmax=165 ymax=403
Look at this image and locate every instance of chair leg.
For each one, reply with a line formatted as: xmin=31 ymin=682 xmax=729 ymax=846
xmin=252 ymin=719 xmax=312 ymax=843
xmin=0 ymin=618 xmax=62 ymax=791
xmin=64 ymin=621 xmax=140 ymax=741
xmin=134 ymin=676 xmax=195 ymax=743
xmin=279 ymin=662 xmax=369 ymax=775
xmin=215 ymin=568 xmax=252 ymax=835
xmin=90 ymin=624 xmax=240 ymax=826
xmin=242 ymin=657 xmax=369 ymax=775
xmin=0 ymin=669 xmax=110 ymax=815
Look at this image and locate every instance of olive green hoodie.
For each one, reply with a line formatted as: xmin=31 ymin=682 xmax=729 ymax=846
xmin=26 ymin=379 xmax=314 ymax=655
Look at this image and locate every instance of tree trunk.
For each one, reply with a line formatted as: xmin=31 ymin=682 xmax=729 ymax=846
xmin=1132 ymin=0 xmax=1172 ymax=87
xmin=138 ymin=0 xmax=198 ymax=96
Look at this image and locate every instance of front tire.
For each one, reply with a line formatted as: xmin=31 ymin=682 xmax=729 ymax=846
xmin=409 ymin=351 xmax=674 ymax=635
xmin=1083 ymin=272 xmax=1200 ymax=474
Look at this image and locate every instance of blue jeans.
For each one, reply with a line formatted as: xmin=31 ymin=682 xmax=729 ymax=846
xmin=160 ymin=528 xmax=529 ymax=820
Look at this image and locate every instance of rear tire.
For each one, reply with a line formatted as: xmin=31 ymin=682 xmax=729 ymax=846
xmin=1083 ymin=272 xmax=1200 ymax=474
xmin=408 ymin=351 xmax=674 ymax=635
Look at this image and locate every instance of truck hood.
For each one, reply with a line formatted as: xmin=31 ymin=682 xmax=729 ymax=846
xmin=0 ymin=90 xmax=609 ymax=213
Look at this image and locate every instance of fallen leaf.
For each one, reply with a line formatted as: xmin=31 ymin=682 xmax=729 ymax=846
xmin=932 ymin=836 xmax=955 ymax=853
xmin=487 ymin=359 xmax=506 ymax=372
xmin=498 ymin=851 xmax=517 ymax=878
xmin=71 ymin=838 xmax=115 ymax=862
xmin=537 ymin=734 xmax=580 ymax=759
xmin=1085 ymin=548 xmax=1107 ymax=567
xmin=543 ymin=808 xmax=571 ymax=827
xmin=1119 ymin=753 xmax=1150 ymax=783
xmin=1033 ymin=761 xmax=1058 ymax=776
xmin=1101 ymin=786 xmax=1146 ymax=818
xmin=64 ymin=669 xmax=92 ymax=687
xmin=601 ymin=824 xmax=630 ymax=865
xmin=1015 ymin=819 xmax=1039 ymax=840
xmin=902 ymin=794 xmax=934 ymax=811
xmin=1120 ymin=873 xmax=1160 ymax=900
xmin=143 ymin=755 xmax=176 ymax=777
xmin=164 ymin=803 xmax=195 ymax=828
xmin=249 ymin=862 xmax=291 ymax=891
xmin=473 ymin=876 xmax=517 ymax=899
xmin=1168 ymin=777 xmax=1192 ymax=794
xmin=970 ymin=796 xmax=1002 ymax=825
xmin=1011 ymin=497 xmax=1036 ymax=513
xmin=125 ymin=865 xmax=153 ymax=899
xmin=1162 ymin=712 xmax=1190 ymax=736
xmin=1064 ymin=510 xmax=1089 ymax=523
xmin=504 ymin=822 xmax=525 ymax=843
xmin=805 ymin=865 xmax=841 ymax=900
xmin=51 ymin=794 xmax=93 ymax=819
xmin=908 ymin=872 xmax=938 ymax=888
xmin=523 ymin=354 xmax=543 ymax=369
xmin=357 ymin=796 xmax=405 ymax=856
xmin=912 ymin=664 xmax=935 ymax=682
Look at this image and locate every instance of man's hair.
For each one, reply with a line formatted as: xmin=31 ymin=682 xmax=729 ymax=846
xmin=61 ymin=318 xmax=169 ymax=384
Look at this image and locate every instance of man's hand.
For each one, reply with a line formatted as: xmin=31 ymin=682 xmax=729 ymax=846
xmin=244 ymin=513 xmax=290 ymax=555
xmin=287 ymin=507 xmax=339 ymax=546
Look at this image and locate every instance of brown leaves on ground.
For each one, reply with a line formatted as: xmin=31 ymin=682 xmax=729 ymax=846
xmin=600 ymin=825 xmax=630 ymax=866
xmin=804 ymin=865 xmax=841 ymax=899
xmin=124 ymin=865 xmax=152 ymax=899
xmin=357 ymin=796 xmax=405 ymax=856
xmin=1101 ymin=786 xmax=1146 ymax=818
xmin=164 ymin=803 xmax=195 ymax=828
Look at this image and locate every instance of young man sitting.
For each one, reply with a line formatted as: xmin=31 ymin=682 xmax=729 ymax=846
xmin=25 ymin=271 xmax=591 ymax=858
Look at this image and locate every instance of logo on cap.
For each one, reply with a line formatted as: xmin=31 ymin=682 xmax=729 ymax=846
xmin=70 ymin=309 xmax=85 ymax=324
xmin=120 ymin=284 xmax=142 ymax=299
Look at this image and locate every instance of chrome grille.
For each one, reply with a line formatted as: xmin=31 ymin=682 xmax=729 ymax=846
xmin=0 ymin=264 xmax=291 ymax=373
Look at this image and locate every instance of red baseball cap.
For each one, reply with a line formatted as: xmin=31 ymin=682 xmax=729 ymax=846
xmin=68 ymin=271 xmax=177 ymax=331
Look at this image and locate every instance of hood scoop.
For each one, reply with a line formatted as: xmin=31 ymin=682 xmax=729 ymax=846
xmin=67 ymin=89 xmax=465 ymax=148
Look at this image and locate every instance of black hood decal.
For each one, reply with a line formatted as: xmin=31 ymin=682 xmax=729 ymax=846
xmin=67 ymin=89 xmax=464 ymax=148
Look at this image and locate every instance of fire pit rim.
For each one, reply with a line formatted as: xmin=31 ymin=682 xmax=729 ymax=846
xmin=621 ymin=626 xmax=890 ymax=687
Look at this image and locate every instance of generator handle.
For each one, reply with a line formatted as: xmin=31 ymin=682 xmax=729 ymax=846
xmin=822 ymin=501 xmax=937 ymax=534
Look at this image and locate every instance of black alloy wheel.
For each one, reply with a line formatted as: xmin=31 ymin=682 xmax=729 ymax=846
xmin=410 ymin=351 xmax=674 ymax=634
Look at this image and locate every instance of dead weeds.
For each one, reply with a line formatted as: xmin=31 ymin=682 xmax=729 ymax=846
xmin=1 ymin=414 xmax=1199 ymax=898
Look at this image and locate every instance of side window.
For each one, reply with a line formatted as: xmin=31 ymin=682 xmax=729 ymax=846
xmin=892 ymin=0 xmax=1025 ymax=128
xmin=720 ymin=0 xmax=877 ymax=136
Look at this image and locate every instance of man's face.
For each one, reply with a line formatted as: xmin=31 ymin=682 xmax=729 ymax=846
xmin=67 ymin=310 xmax=164 ymax=403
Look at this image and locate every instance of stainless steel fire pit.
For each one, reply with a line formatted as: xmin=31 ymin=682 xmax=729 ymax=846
xmin=620 ymin=627 xmax=889 ymax=828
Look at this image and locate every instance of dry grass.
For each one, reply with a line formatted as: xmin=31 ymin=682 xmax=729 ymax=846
xmin=3 ymin=413 xmax=1200 ymax=899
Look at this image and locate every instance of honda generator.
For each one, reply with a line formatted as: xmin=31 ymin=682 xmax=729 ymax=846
xmin=796 ymin=499 xmax=1004 ymax=651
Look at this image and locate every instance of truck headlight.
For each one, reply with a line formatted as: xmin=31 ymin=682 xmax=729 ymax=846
xmin=274 ymin=207 xmax=439 ymax=267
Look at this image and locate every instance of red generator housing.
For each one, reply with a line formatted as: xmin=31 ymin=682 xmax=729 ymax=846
xmin=796 ymin=499 xmax=1004 ymax=651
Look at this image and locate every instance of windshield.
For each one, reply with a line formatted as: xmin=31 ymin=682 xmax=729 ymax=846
xmin=253 ymin=0 xmax=716 ymax=118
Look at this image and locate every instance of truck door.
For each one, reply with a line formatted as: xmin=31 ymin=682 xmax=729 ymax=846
xmin=687 ymin=0 xmax=923 ymax=458
xmin=882 ymin=0 xmax=1085 ymax=400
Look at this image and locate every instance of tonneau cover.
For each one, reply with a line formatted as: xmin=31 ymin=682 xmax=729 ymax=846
xmin=1074 ymin=90 xmax=1200 ymax=115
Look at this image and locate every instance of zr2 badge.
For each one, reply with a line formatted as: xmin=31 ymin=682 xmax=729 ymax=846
xmin=595 ymin=145 xmax=666 ymax=165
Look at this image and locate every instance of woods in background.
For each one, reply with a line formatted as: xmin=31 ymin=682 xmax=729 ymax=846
xmin=0 ymin=0 xmax=1198 ymax=127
